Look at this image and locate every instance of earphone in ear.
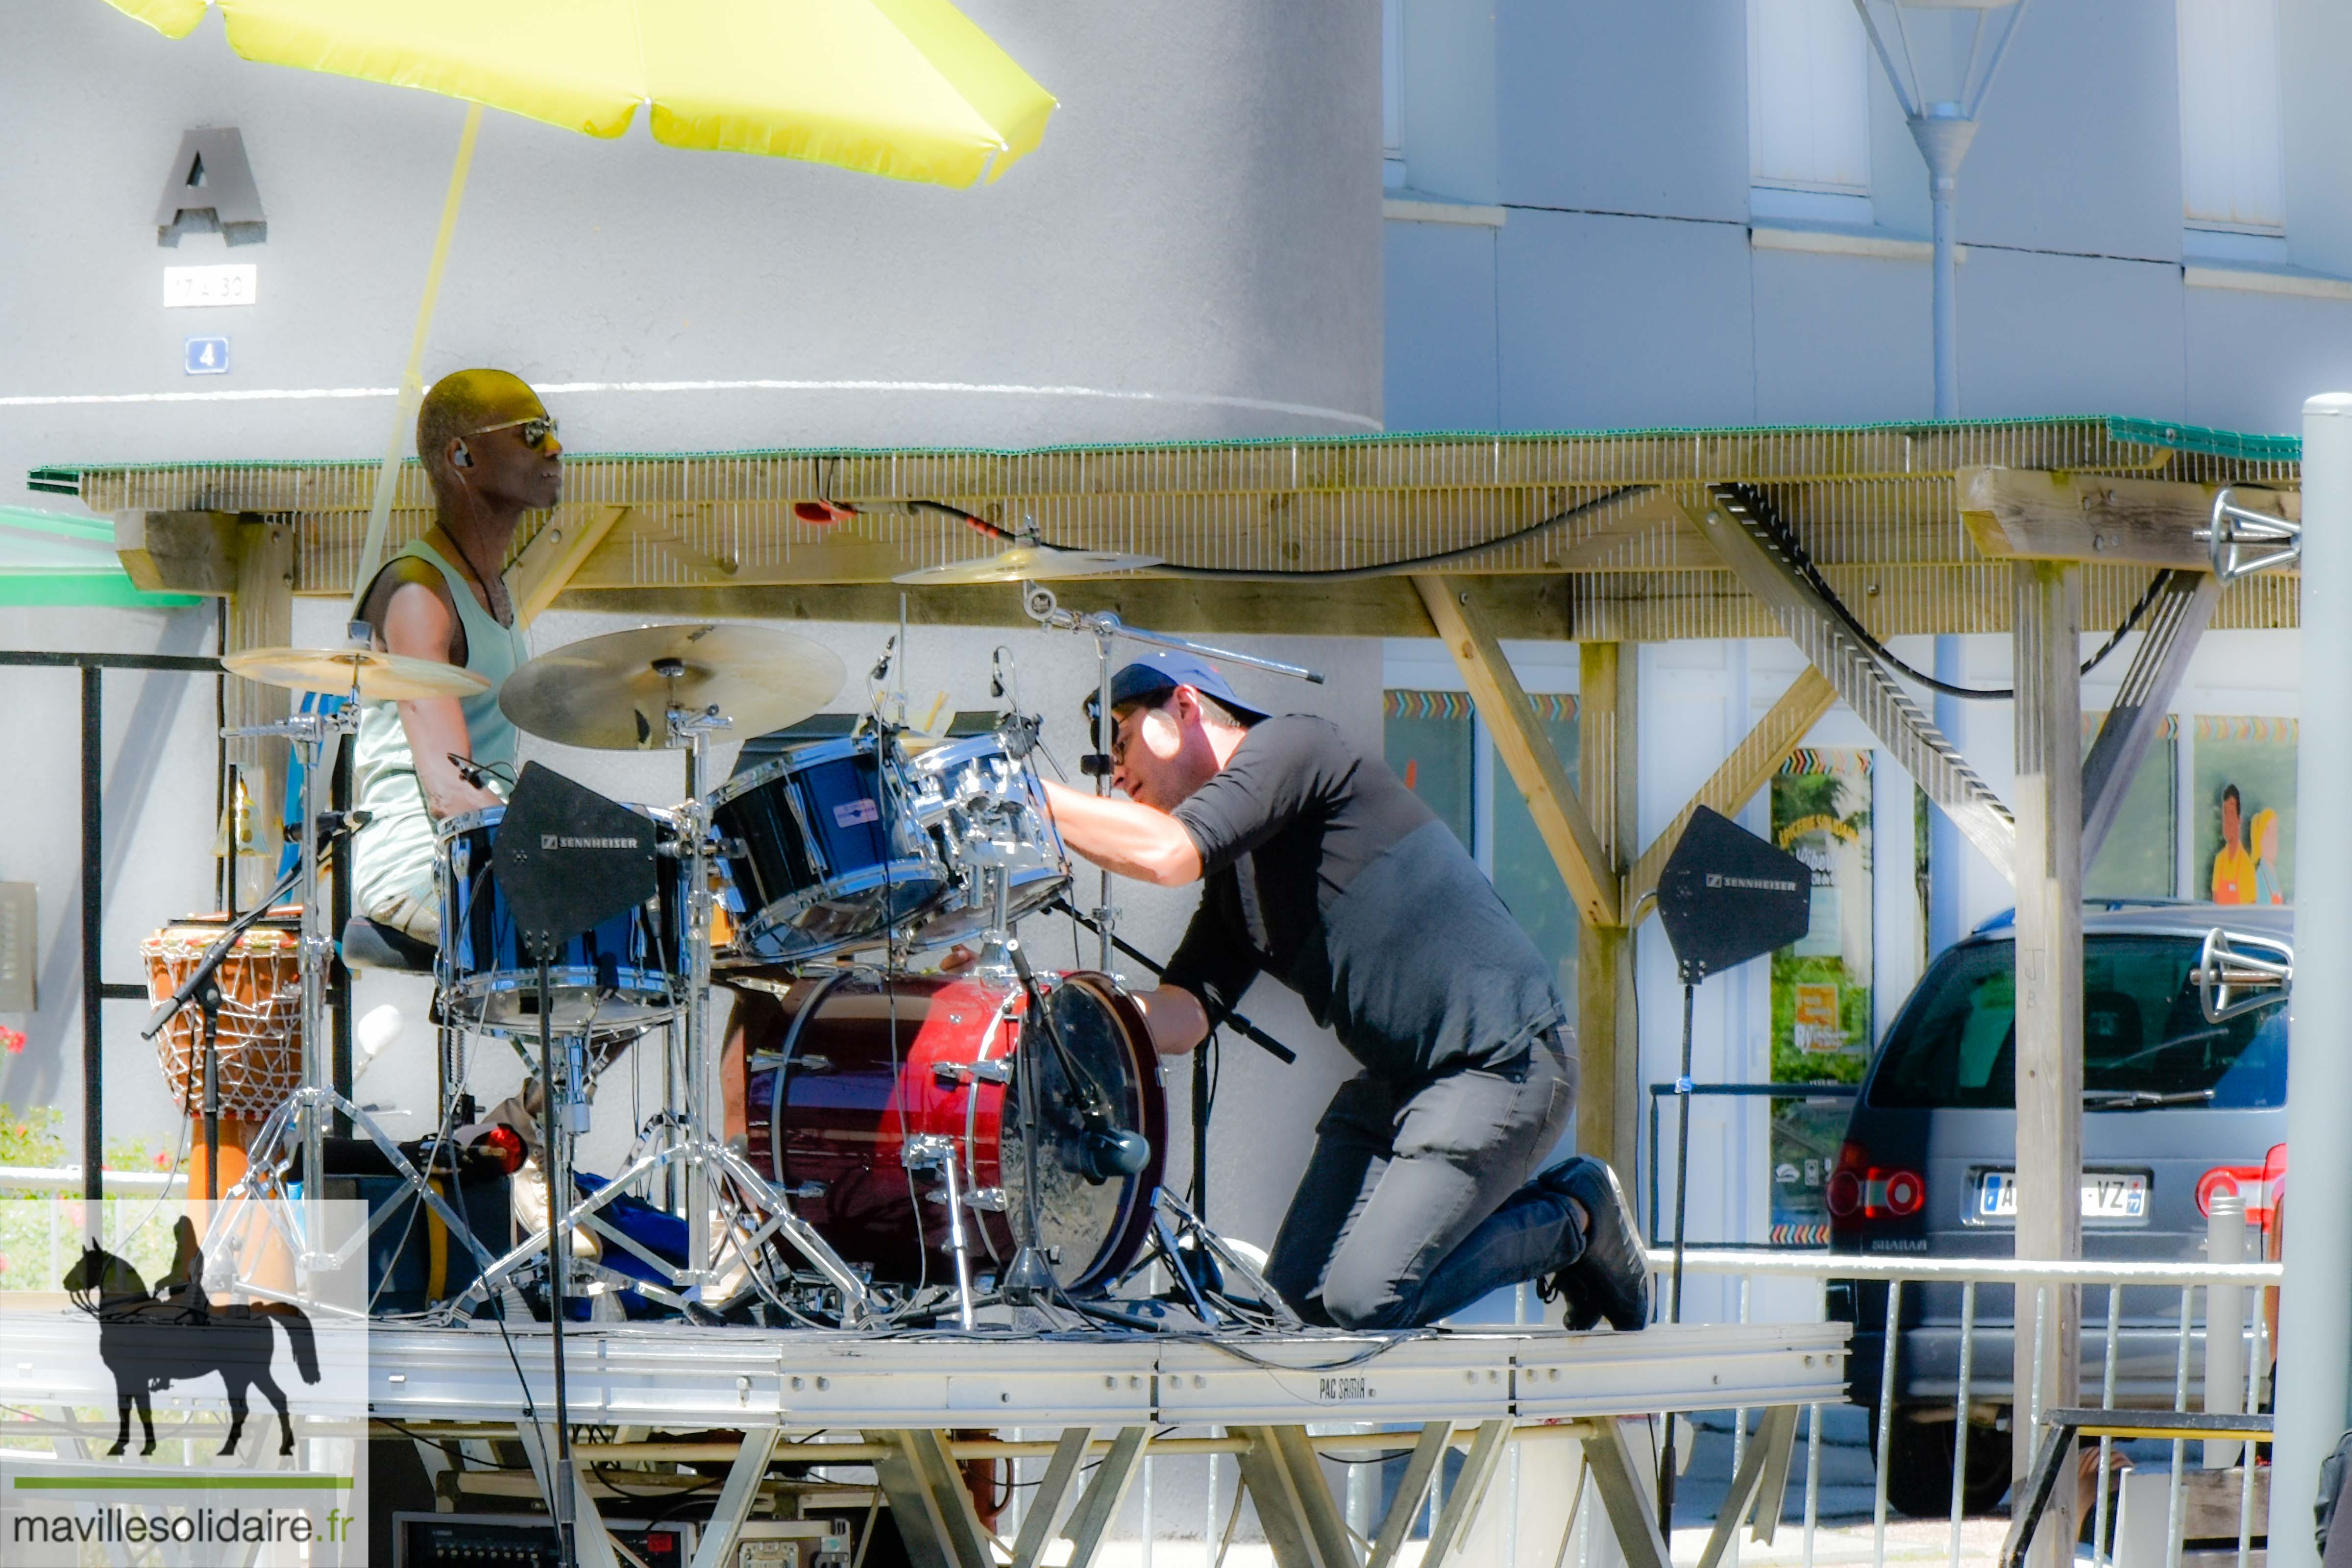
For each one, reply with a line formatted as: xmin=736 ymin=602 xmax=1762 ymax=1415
xmin=452 ymin=441 xmax=473 ymax=468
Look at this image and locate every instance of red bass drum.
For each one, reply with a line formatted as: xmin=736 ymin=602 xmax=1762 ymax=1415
xmin=730 ymin=969 xmax=1168 ymax=1292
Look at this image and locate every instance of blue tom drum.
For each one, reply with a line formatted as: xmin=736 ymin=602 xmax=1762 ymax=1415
xmin=708 ymin=735 xmax=949 ymax=964
xmin=436 ymin=803 xmax=688 ymax=1035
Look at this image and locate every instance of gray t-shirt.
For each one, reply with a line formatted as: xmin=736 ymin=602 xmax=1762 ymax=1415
xmin=1161 ymin=715 xmax=1566 ymax=1083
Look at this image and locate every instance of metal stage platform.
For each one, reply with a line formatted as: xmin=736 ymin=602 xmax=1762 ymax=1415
xmin=364 ymin=1319 xmax=1849 ymax=1568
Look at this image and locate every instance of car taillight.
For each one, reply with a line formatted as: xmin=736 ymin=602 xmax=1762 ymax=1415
xmin=2199 ymin=1143 xmax=2287 ymax=1237
xmin=1827 ymin=1140 xmax=1925 ymax=1223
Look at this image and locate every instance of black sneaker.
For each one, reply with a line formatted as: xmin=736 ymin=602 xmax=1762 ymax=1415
xmin=1540 ymin=1156 xmax=1650 ymax=1331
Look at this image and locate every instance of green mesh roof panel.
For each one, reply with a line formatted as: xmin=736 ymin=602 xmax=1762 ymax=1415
xmin=2107 ymin=416 xmax=2301 ymax=464
xmin=32 ymin=413 xmax=2295 ymax=477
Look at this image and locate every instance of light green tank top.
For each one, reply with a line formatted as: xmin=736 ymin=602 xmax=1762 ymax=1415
xmin=350 ymin=537 xmax=532 ymax=910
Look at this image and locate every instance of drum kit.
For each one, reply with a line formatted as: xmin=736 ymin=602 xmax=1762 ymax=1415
xmin=172 ymin=539 xmax=1321 ymax=1334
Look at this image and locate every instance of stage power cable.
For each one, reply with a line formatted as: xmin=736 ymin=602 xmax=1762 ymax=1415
xmin=907 ymin=489 xmax=1658 ymax=581
xmin=1713 ymin=482 xmax=2170 ymax=701
xmin=904 ymin=482 xmax=2175 ymax=696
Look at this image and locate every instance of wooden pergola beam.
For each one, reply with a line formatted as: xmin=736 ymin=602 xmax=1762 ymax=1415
xmin=1959 ymin=467 xmax=2299 ymax=571
xmin=510 ymin=504 xmax=628 ymax=627
xmin=1623 ymin=667 xmax=1838 ymax=918
xmin=113 ymin=509 xmax=248 ymax=595
xmin=1412 ymin=575 xmax=1621 ymax=929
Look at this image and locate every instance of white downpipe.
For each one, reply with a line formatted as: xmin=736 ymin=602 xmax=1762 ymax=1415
xmin=2272 ymin=392 xmax=2352 ymax=1568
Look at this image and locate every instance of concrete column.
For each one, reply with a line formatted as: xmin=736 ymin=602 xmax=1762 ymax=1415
xmin=2010 ymin=561 xmax=2083 ymax=1568
xmin=2270 ymin=392 xmax=2352 ymax=1568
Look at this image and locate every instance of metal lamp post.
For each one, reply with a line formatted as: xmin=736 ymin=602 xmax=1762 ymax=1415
xmin=1850 ymin=0 xmax=2031 ymax=417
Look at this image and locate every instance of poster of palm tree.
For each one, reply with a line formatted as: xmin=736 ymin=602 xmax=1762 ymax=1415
xmin=1768 ymin=749 xmax=1872 ymax=1244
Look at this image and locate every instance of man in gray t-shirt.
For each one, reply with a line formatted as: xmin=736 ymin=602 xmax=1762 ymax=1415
xmin=1040 ymin=651 xmax=1649 ymax=1331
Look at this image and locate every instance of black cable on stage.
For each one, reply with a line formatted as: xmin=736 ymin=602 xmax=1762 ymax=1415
xmin=1716 ymin=482 xmax=2171 ymax=701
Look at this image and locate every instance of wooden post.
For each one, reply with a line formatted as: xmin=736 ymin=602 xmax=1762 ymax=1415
xmin=1413 ymin=577 xmax=1619 ymax=927
xmin=226 ymin=521 xmax=294 ymax=907
xmin=1578 ymin=642 xmax=1639 ymax=1183
xmin=2010 ymin=561 xmax=2084 ymax=1566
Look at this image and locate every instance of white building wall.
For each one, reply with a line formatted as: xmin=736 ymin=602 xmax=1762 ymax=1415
xmin=0 ymin=0 xmax=1383 ymax=522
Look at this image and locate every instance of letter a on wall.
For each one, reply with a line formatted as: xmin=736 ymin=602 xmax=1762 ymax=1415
xmin=155 ymin=128 xmax=266 ymax=247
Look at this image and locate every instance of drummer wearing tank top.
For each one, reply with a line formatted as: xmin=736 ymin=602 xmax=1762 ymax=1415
xmin=349 ymin=369 xmax=557 ymax=942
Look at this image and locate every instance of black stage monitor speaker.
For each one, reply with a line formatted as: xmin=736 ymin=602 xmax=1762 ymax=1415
xmin=494 ymin=763 xmax=660 ymax=960
xmin=1655 ymin=806 xmax=1813 ymax=983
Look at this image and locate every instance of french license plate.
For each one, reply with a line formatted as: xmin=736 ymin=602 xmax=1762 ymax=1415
xmin=1976 ymin=1171 xmax=2148 ymax=1221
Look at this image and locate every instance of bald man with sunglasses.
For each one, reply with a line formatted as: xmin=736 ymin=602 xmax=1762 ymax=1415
xmin=349 ymin=368 xmax=562 ymax=943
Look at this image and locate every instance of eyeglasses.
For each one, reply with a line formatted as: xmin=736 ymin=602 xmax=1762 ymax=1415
xmin=468 ymin=414 xmax=560 ymax=452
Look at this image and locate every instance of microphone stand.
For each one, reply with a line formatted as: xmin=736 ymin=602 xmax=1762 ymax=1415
xmin=143 ymin=829 xmax=348 ymax=1202
xmin=1043 ymin=897 xmax=1296 ymax=1066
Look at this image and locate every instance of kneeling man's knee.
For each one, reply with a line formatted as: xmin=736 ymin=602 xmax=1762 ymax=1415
xmin=1319 ymin=1265 xmax=1418 ymax=1331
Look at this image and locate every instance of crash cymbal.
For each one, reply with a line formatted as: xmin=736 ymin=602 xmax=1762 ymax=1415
xmin=224 ymin=645 xmax=491 ymax=702
xmin=892 ymin=541 xmax=1162 ymax=585
xmin=500 ymin=623 xmax=846 ymax=750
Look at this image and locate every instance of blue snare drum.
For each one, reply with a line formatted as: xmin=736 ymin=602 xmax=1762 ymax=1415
xmin=708 ymin=735 xmax=949 ymax=964
xmin=436 ymin=803 xmax=687 ymax=1035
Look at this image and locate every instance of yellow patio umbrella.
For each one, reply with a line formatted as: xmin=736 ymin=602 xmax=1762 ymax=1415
xmin=100 ymin=0 xmax=1056 ymax=586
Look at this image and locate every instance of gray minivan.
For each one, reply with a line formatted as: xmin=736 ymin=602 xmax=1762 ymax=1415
xmin=1828 ymin=902 xmax=2289 ymax=1517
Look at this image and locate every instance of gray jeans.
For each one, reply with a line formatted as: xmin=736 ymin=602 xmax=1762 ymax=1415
xmin=1264 ymin=1030 xmax=1579 ymax=1329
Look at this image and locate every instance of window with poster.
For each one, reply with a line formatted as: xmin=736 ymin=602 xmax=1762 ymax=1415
xmin=1381 ymin=689 xmax=1580 ymax=1011
xmin=2195 ymin=715 xmax=2294 ymax=906
xmin=1768 ymin=748 xmax=1870 ymax=1246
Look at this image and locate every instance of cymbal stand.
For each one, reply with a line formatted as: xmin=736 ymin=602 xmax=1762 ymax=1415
xmin=448 ymin=697 xmax=877 ymax=1323
xmin=205 ymin=704 xmax=494 ymax=1309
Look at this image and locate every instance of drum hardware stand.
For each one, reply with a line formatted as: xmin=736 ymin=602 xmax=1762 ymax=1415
xmin=901 ymin=1135 xmax=979 ymax=1329
xmin=531 ymin=956 xmax=582 ymax=1568
xmin=440 ymin=747 xmax=876 ymax=1326
xmin=203 ymin=707 xmax=496 ymax=1304
xmin=1124 ymin=1190 xmax=1301 ymax=1330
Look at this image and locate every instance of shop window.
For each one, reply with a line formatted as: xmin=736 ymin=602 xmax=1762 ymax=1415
xmin=2177 ymin=0 xmax=2286 ymax=239
xmin=2194 ymin=715 xmax=2294 ymax=906
xmin=2083 ymin=716 xmax=2179 ymax=902
xmin=1381 ymin=689 xmax=1580 ymax=1001
xmin=1768 ymin=748 xmax=1873 ymax=1246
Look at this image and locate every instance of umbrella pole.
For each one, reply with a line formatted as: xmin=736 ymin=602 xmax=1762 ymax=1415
xmin=350 ymin=101 xmax=482 ymax=614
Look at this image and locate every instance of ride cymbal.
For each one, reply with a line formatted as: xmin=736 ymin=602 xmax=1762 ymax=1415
xmin=223 ymin=646 xmax=491 ymax=702
xmin=500 ymin=623 xmax=847 ymax=750
xmin=892 ymin=541 xmax=1161 ymax=585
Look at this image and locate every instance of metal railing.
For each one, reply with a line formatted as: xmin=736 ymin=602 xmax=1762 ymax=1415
xmin=1658 ymin=1240 xmax=2280 ymax=1568
xmin=4 ymin=1156 xmax=2278 ymax=1568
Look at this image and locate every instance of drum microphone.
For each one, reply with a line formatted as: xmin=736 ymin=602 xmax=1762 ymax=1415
xmin=1005 ymin=941 xmax=1151 ymax=1186
xmin=446 ymin=753 xmax=495 ymax=789
xmin=1079 ymin=1125 xmax=1152 ymax=1183
xmin=998 ymin=712 xmax=1041 ymax=760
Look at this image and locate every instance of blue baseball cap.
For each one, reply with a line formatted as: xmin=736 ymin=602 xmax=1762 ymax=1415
xmin=1083 ymin=650 xmax=1269 ymax=741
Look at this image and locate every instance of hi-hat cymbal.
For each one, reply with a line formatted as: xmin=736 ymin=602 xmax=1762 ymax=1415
xmin=224 ymin=646 xmax=491 ymax=702
xmin=500 ymin=623 xmax=846 ymax=750
xmin=892 ymin=541 xmax=1162 ymax=585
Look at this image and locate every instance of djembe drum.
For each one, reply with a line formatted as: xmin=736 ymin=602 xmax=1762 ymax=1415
xmin=142 ymin=915 xmax=306 ymax=1196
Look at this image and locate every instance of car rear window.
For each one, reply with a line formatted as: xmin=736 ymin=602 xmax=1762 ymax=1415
xmin=1867 ymin=934 xmax=2289 ymax=1110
